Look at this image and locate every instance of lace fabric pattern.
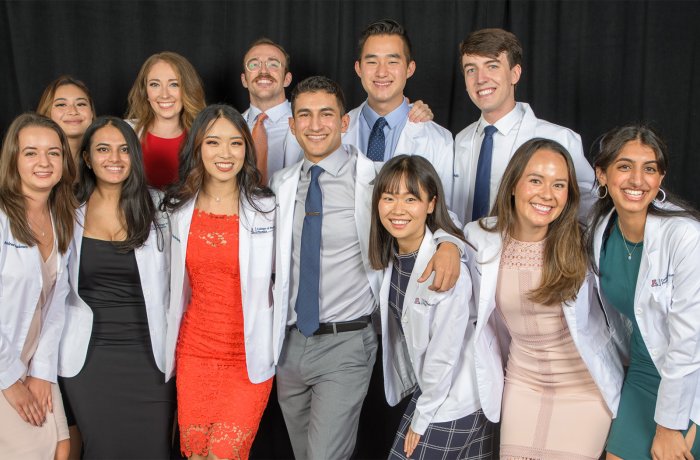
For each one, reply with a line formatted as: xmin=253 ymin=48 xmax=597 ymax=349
xmin=176 ymin=210 xmax=272 ymax=459
xmin=495 ymin=236 xmax=610 ymax=460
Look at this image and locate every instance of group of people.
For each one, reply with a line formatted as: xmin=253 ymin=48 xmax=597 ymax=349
xmin=1 ymin=18 xmax=699 ymax=460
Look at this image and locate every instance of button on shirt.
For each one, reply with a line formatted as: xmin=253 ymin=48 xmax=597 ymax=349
xmin=244 ymin=100 xmax=302 ymax=179
xmin=358 ymin=98 xmax=411 ymax=161
xmin=288 ymin=146 xmax=376 ymax=325
xmin=471 ymin=104 xmax=524 ymax=211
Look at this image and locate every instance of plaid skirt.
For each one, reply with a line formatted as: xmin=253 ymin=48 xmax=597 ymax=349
xmin=388 ymin=390 xmax=496 ymax=459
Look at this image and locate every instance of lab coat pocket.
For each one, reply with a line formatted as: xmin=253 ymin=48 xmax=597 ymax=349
xmin=250 ymin=231 xmax=274 ymax=278
xmin=408 ymin=302 xmax=433 ymax=352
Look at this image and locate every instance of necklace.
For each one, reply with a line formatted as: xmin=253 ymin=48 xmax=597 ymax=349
xmin=617 ymin=221 xmax=642 ymax=260
xmin=202 ymin=189 xmax=238 ymax=203
xmin=28 ymin=212 xmax=50 ymax=238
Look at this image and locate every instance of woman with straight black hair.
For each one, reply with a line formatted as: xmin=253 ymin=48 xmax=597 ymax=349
xmin=58 ymin=116 xmax=175 ymax=458
xmin=162 ymin=104 xmax=275 ymax=459
xmin=368 ymin=155 xmax=495 ymax=459
xmin=586 ymin=125 xmax=700 ymax=460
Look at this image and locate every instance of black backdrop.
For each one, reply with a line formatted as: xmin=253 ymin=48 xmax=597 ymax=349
xmin=2 ymin=0 xmax=699 ymax=206
xmin=2 ymin=1 xmax=700 ymax=458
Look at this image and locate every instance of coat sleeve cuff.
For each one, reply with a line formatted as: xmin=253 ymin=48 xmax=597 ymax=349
xmin=0 ymin=359 xmax=26 ymax=390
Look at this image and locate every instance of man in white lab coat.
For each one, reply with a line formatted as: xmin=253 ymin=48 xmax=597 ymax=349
xmin=344 ymin=19 xmax=455 ymax=204
xmin=451 ymin=28 xmax=595 ymax=224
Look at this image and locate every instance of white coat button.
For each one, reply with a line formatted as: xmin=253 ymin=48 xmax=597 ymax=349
xmin=636 ymin=308 xmax=643 ymax=315
xmin=143 ymin=289 xmax=151 ymax=297
xmin=650 ymin=349 xmax=658 ymax=357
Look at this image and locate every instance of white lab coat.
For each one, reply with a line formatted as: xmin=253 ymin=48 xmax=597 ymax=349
xmin=379 ymin=228 xmax=480 ymax=435
xmin=452 ymin=102 xmax=595 ymax=224
xmin=269 ymin=145 xmax=382 ymax=363
xmin=0 ymin=211 xmax=70 ymax=389
xmin=164 ymin=194 xmax=276 ymax=384
xmin=592 ymin=206 xmax=700 ymax=429
xmin=465 ymin=218 xmax=626 ymax=422
xmin=344 ymin=102 xmax=455 ymax=205
xmin=58 ymin=194 xmax=170 ymax=377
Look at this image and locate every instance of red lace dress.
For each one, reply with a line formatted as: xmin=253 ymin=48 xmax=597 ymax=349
xmin=176 ymin=210 xmax=272 ymax=459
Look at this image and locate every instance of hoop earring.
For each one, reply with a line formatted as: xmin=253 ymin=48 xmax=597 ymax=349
xmin=654 ymin=187 xmax=666 ymax=203
xmin=594 ymin=184 xmax=608 ymax=199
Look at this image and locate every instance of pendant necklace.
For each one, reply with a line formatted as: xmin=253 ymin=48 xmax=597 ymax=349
xmin=617 ymin=221 xmax=641 ymax=260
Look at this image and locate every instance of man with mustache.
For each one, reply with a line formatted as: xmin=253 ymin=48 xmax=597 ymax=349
xmin=241 ymin=38 xmax=303 ymax=183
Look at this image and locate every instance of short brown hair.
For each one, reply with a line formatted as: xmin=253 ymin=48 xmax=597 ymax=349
xmin=243 ymin=37 xmax=291 ymax=74
xmin=36 ymin=75 xmax=96 ymax=119
xmin=459 ymin=28 xmax=522 ymax=69
xmin=125 ymin=51 xmax=206 ymax=139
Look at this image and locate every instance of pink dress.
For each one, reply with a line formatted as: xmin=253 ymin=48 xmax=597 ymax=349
xmin=496 ymin=238 xmax=611 ymax=460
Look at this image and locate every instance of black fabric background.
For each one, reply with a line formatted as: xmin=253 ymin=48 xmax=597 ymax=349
xmin=2 ymin=1 xmax=699 ymax=458
xmin=2 ymin=0 xmax=699 ymax=207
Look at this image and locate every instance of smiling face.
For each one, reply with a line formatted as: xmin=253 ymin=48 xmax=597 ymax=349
xmin=49 ymin=84 xmax=94 ymax=139
xmin=378 ymin=175 xmax=435 ymax=254
xmin=86 ymin=125 xmax=132 ymax=188
xmin=512 ymin=148 xmax=569 ymax=241
xmin=289 ymin=91 xmax=349 ymax=163
xmin=200 ymin=117 xmax=247 ymax=185
xmin=241 ymin=43 xmax=292 ymax=110
xmin=462 ymin=52 xmax=521 ymax=124
xmin=17 ymin=126 xmax=64 ymax=196
xmin=355 ymin=34 xmax=415 ymax=115
xmin=146 ymin=60 xmax=183 ymax=122
xmin=596 ymin=139 xmax=664 ymax=221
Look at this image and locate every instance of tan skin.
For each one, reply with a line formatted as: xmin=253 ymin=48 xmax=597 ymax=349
xmin=1 ymin=126 xmax=69 ymax=459
xmin=290 ymin=90 xmax=460 ymax=292
xmin=598 ymin=140 xmax=696 ymax=460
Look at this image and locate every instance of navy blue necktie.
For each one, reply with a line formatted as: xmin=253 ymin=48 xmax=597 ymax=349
xmin=472 ymin=125 xmax=498 ymax=221
xmin=366 ymin=117 xmax=388 ymax=161
xmin=295 ymin=165 xmax=323 ymax=336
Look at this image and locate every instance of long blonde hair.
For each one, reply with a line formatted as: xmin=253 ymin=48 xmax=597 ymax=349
xmin=125 ymin=51 xmax=206 ymax=138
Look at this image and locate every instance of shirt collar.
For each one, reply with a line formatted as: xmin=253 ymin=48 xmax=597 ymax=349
xmin=360 ymin=97 xmax=410 ymax=130
xmin=476 ymin=103 xmax=523 ymax=136
xmin=301 ymin=145 xmax=348 ymax=178
xmin=248 ymin=99 xmax=291 ymax=123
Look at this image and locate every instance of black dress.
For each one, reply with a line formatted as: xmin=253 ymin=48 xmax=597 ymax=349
xmin=61 ymin=237 xmax=175 ymax=459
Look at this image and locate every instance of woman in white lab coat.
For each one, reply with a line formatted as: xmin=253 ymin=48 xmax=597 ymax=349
xmin=587 ymin=125 xmax=700 ymax=460
xmin=465 ymin=138 xmax=623 ymax=460
xmin=161 ymin=104 xmax=275 ymax=459
xmin=0 ymin=113 xmax=77 ymax=459
xmin=58 ymin=116 xmax=175 ymax=458
xmin=368 ymin=154 xmax=495 ymax=459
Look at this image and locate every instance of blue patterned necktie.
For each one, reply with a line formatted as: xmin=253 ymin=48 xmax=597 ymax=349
xmin=471 ymin=125 xmax=498 ymax=221
xmin=295 ymin=165 xmax=323 ymax=336
xmin=366 ymin=117 xmax=388 ymax=161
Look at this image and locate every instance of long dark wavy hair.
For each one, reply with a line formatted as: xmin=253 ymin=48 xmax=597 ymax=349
xmin=585 ymin=125 xmax=700 ymax=270
xmin=480 ymin=138 xmax=586 ymax=305
xmin=75 ymin=116 xmax=163 ymax=252
xmin=0 ymin=113 xmax=77 ymax=253
xmin=161 ymin=104 xmax=274 ymax=218
xmin=369 ymin=155 xmax=465 ymax=270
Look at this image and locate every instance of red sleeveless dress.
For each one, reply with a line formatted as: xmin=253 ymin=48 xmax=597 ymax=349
xmin=176 ymin=210 xmax=272 ymax=459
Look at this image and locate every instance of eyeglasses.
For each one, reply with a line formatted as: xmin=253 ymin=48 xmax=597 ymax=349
xmin=246 ymin=58 xmax=283 ymax=72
